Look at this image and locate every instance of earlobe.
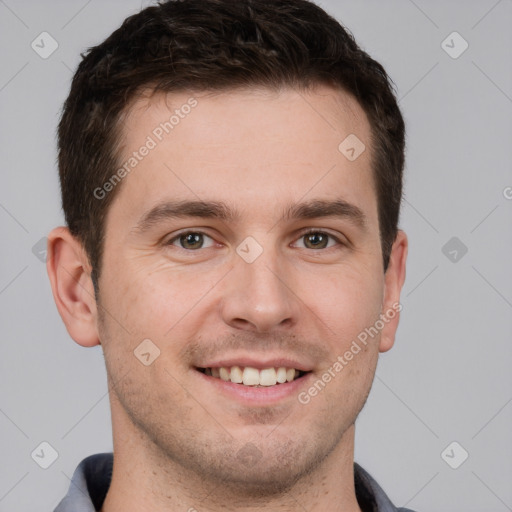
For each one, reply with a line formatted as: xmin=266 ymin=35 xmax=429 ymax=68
xmin=46 ymin=227 xmax=100 ymax=347
xmin=379 ymin=230 xmax=408 ymax=353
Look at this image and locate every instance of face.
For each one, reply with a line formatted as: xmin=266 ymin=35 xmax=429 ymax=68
xmin=94 ymin=85 xmax=404 ymax=494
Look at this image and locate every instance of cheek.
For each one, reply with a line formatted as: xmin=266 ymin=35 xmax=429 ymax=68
xmin=304 ymin=262 xmax=384 ymax=341
xmin=101 ymin=258 xmax=224 ymax=342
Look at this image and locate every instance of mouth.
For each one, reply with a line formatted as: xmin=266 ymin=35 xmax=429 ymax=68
xmin=195 ymin=366 xmax=311 ymax=387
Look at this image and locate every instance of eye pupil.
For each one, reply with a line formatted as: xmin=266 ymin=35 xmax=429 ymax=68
xmin=181 ymin=233 xmax=203 ymax=249
xmin=305 ymin=232 xmax=328 ymax=249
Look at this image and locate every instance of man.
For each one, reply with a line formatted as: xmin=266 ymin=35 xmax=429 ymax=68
xmin=47 ymin=0 xmax=410 ymax=510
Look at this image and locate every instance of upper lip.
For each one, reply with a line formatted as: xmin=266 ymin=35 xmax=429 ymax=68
xmin=195 ymin=356 xmax=314 ymax=372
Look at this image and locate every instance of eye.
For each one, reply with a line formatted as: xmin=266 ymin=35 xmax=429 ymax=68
xmin=167 ymin=231 xmax=216 ymax=250
xmin=293 ymin=230 xmax=342 ymax=250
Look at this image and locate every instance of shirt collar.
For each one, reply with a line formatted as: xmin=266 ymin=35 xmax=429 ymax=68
xmin=54 ymin=452 xmax=413 ymax=512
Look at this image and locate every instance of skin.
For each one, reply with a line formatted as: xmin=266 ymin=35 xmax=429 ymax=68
xmin=47 ymin=84 xmax=407 ymax=512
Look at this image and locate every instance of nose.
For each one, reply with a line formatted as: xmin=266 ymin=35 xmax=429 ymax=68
xmin=220 ymin=247 xmax=299 ymax=333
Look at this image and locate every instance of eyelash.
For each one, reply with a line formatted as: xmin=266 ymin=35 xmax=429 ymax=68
xmin=165 ymin=228 xmax=345 ymax=251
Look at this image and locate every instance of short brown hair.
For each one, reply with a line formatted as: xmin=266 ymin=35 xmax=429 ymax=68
xmin=58 ymin=0 xmax=405 ymax=288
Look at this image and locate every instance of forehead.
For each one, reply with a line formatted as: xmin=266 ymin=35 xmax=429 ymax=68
xmin=121 ymin=84 xmax=369 ymax=151
xmin=110 ymin=85 xmax=376 ymax=225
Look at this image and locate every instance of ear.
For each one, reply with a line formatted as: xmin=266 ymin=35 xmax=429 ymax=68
xmin=379 ymin=230 xmax=408 ymax=353
xmin=46 ymin=226 xmax=100 ymax=347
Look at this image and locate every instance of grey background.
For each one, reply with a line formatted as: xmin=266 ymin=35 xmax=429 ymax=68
xmin=0 ymin=1 xmax=511 ymax=511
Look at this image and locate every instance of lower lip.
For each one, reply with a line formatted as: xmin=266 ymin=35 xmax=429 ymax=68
xmin=194 ymin=370 xmax=313 ymax=405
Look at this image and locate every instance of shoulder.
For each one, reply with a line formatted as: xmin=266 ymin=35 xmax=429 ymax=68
xmin=354 ymin=462 xmax=421 ymax=512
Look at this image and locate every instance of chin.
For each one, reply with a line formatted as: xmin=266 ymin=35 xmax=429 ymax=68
xmin=185 ymin=435 xmax=328 ymax=498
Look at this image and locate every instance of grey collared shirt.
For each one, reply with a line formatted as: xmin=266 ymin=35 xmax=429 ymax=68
xmin=54 ymin=453 xmax=417 ymax=512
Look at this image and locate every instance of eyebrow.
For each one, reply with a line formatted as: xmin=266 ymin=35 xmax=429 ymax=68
xmin=133 ymin=198 xmax=367 ymax=233
xmin=133 ymin=200 xmax=238 ymax=233
xmin=281 ymin=199 xmax=367 ymax=230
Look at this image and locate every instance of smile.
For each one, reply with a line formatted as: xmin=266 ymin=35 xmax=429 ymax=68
xmin=196 ymin=366 xmax=310 ymax=387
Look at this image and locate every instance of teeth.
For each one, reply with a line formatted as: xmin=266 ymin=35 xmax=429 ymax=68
xmin=203 ymin=366 xmax=304 ymax=386
xmin=242 ymin=367 xmax=260 ymax=386
xmin=230 ymin=366 xmax=243 ymax=384
xmin=276 ymin=367 xmax=287 ymax=383
xmin=219 ymin=367 xmax=230 ymax=381
xmin=259 ymin=368 xmax=277 ymax=386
